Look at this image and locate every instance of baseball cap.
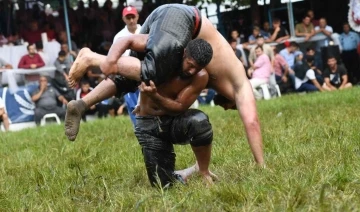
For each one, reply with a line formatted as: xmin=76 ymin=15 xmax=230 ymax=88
xmin=122 ymin=6 xmax=138 ymax=17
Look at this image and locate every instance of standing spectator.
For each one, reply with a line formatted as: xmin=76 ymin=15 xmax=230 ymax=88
xmin=340 ymin=23 xmax=360 ymax=84
xmin=61 ymin=43 xmax=77 ymax=62
xmin=295 ymin=15 xmax=315 ymax=41
xmin=31 ymin=76 xmax=68 ymax=126
xmin=307 ymin=10 xmax=319 ymax=27
xmin=247 ymin=46 xmax=272 ymax=99
xmin=314 ymin=18 xmax=333 ymax=50
xmin=53 ymin=50 xmax=75 ymax=102
xmin=0 ymin=97 xmax=10 ymax=131
xmin=261 ymin=21 xmax=271 ymax=39
xmin=112 ymin=6 xmax=141 ymax=126
xmin=229 ymin=39 xmax=244 ymax=64
xmin=18 ymin=44 xmax=45 ymax=69
xmin=230 ymin=29 xmax=241 ymax=45
xmin=35 ymin=41 xmax=51 ymax=66
xmin=323 ymin=56 xmax=352 ymax=90
xmin=249 ymin=35 xmax=274 ymax=69
xmin=58 ymin=31 xmax=78 ymax=53
xmin=270 ymin=18 xmax=290 ymax=43
xmin=22 ymin=21 xmax=42 ymax=44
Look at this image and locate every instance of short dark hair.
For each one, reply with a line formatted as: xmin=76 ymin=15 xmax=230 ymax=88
xmin=27 ymin=44 xmax=34 ymax=50
xmin=343 ymin=22 xmax=350 ymax=27
xmin=306 ymin=47 xmax=315 ymax=52
xmin=273 ymin=18 xmax=281 ymax=23
xmin=256 ymin=34 xmax=264 ymax=39
xmin=35 ymin=41 xmax=43 ymax=50
xmin=229 ymin=39 xmax=237 ymax=44
xmin=303 ymin=15 xmax=311 ymax=20
xmin=214 ymin=94 xmax=231 ymax=105
xmin=327 ymin=55 xmax=337 ymax=61
xmin=80 ymin=79 xmax=90 ymax=86
xmin=290 ymin=41 xmax=299 ymax=48
xmin=185 ymin=39 xmax=213 ymax=67
xmin=255 ymin=45 xmax=263 ymax=51
xmin=58 ymin=50 xmax=66 ymax=57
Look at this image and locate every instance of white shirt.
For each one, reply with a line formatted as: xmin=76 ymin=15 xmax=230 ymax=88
xmin=0 ymin=97 xmax=4 ymax=109
xmin=295 ymin=69 xmax=316 ymax=89
xmin=314 ymin=25 xmax=333 ymax=34
xmin=113 ymin=24 xmax=142 ymax=56
xmin=38 ymin=51 xmax=51 ymax=66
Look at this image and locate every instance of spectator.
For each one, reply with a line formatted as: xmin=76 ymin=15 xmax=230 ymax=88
xmin=323 ymin=56 xmax=352 ymax=90
xmin=280 ymin=41 xmax=301 ymax=70
xmin=261 ymin=21 xmax=271 ymax=39
xmin=314 ymin=18 xmax=333 ymax=49
xmin=295 ymin=15 xmax=315 ymax=41
xmin=76 ymin=80 xmax=96 ymax=122
xmin=108 ymin=96 xmax=126 ymax=117
xmin=306 ymin=47 xmax=323 ymax=83
xmin=52 ymin=50 xmax=75 ymax=102
xmin=0 ymin=57 xmax=13 ymax=70
xmin=249 ymin=35 xmax=274 ymax=69
xmin=247 ymin=46 xmax=272 ymax=99
xmin=31 ymin=76 xmax=68 ymax=126
xmin=0 ymin=97 xmax=10 ymax=131
xmin=197 ymin=89 xmax=216 ymax=105
xmin=229 ymin=39 xmax=244 ymax=64
xmin=58 ymin=31 xmax=78 ymax=53
xmin=270 ymin=18 xmax=290 ymax=43
xmin=61 ymin=43 xmax=77 ymax=62
xmin=18 ymin=44 xmax=45 ymax=69
xmin=43 ymin=22 xmax=56 ymax=41
xmin=248 ymin=26 xmax=267 ymax=44
xmin=307 ymin=10 xmax=319 ymax=27
xmin=293 ymin=55 xmax=324 ymax=93
xmin=230 ymin=29 xmax=241 ymax=45
xmin=0 ymin=32 xmax=8 ymax=46
xmin=273 ymin=46 xmax=290 ymax=84
xmin=35 ymin=41 xmax=51 ymax=66
xmin=340 ymin=23 xmax=360 ymax=84
xmin=22 ymin=21 xmax=42 ymax=44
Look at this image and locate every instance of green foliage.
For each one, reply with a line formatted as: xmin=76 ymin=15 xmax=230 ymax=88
xmin=0 ymin=88 xmax=359 ymax=210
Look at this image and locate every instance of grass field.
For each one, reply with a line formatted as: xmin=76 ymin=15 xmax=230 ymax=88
xmin=0 ymin=88 xmax=360 ymax=211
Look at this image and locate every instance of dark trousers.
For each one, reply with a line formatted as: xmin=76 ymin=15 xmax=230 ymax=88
xmin=34 ymin=106 xmax=66 ymax=125
xmin=341 ymin=50 xmax=359 ymax=83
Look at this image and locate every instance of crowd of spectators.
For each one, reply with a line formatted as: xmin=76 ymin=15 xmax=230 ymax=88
xmin=0 ymin=4 xmax=359 ymax=130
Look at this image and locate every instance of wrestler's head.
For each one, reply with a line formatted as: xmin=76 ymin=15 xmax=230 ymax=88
xmin=214 ymin=94 xmax=236 ymax=110
xmin=181 ymin=39 xmax=213 ymax=78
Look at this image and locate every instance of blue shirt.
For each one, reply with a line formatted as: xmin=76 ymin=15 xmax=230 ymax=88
xmin=340 ymin=31 xmax=360 ymax=51
xmin=279 ymin=49 xmax=303 ymax=69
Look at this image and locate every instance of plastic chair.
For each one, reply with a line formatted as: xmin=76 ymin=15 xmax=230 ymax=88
xmin=259 ymin=84 xmax=281 ymax=100
xmin=40 ymin=113 xmax=61 ymax=126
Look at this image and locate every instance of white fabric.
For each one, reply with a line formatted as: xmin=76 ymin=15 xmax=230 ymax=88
xmin=113 ymin=24 xmax=142 ymax=56
xmin=294 ymin=69 xmax=316 ymax=89
xmin=38 ymin=51 xmax=51 ymax=66
xmin=0 ymin=41 xmax=60 ymax=69
xmin=314 ymin=25 xmax=333 ymax=33
xmin=0 ymin=97 xmax=4 ymax=108
xmin=249 ymin=78 xmax=268 ymax=100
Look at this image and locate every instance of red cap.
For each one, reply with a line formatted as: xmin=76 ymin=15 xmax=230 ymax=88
xmin=122 ymin=6 xmax=138 ymax=17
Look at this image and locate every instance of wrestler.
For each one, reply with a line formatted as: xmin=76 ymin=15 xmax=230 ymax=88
xmin=66 ymin=4 xmax=264 ymax=166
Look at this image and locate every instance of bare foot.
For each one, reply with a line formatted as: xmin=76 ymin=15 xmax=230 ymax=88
xmin=174 ymin=165 xmax=197 ymax=182
xmin=65 ymin=100 xmax=87 ymax=141
xmin=68 ymin=48 xmax=94 ymax=88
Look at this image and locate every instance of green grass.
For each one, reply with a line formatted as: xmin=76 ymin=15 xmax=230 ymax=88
xmin=1 ymin=88 xmax=360 ymax=211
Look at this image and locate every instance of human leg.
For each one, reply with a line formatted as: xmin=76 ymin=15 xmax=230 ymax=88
xmin=249 ymin=78 xmax=268 ymax=99
xmin=1 ymin=113 xmax=10 ymax=131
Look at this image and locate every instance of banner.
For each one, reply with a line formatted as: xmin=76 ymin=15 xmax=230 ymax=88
xmin=0 ymin=85 xmax=38 ymax=123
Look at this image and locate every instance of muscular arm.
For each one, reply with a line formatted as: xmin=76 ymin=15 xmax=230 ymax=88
xmin=231 ymin=70 xmax=264 ymax=166
xmin=100 ymin=34 xmax=149 ymax=76
xmin=142 ymin=71 xmax=209 ymax=116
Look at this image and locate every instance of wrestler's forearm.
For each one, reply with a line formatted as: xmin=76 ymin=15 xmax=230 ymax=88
xmin=148 ymin=93 xmax=183 ymax=116
xmin=235 ymin=81 xmax=264 ymax=166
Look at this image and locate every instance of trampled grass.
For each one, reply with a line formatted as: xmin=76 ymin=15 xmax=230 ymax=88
xmin=0 ymin=88 xmax=360 ymax=211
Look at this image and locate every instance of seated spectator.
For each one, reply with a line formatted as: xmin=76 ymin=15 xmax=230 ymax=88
xmin=108 ymin=97 xmax=126 ymax=117
xmin=35 ymin=41 xmax=51 ymax=66
xmin=261 ymin=21 xmax=271 ymax=39
xmin=270 ymin=18 xmax=290 ymax=43
xmin=43 ymin=22 xmax=56 ymax=41
xmin=314 ymin=18 xmax=333 ymax=50
xmin=229 ymin=39 xmax=244 ymax=64
xmin=305 ymin=47 xmax=323 ymax=84
xmin=61 ymin=43 xmax=77 ymax=62
xmin=197 ymin=89 xmax=216 ymax=105
xmin=86 ymin=67 xmax=105 ymax=88
xmin=247 ymin=46 xmax=272 ymax=99
xmin=280 ymin=41 xmax=301 ymax=70
xmin=76 ymin=80 xmax=97 ymax=121
xmin=0 ymin=58 xmax=13 ymax=70
xmin=0 ymin=97 xmax=10 ymax=131
xmin=53 ymin=51 xmax=75 ymax=101
xmin=31 ymin=76 xmax=68 ymax=126
xmin=230 ymin=29 xmax=241 ymax=45
xmin=293 ymin=55 xmax=324 ymax=92
xmin=295 ymin=15 xmax=315 ymax=41
xmin=273 ymin=46 xmax=290 ymax=84
xmin=248 ymin=26 xmax=267 ymax=45
xmin=18 ymin=44 xmax=45 ymax=69
xmin=249 ymin=35 xmax=274 ymax=69
xmin=323 ymin=56 xmax=352 ymax=90
xmin=22 ymin=21 xmax=42 ymax=44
